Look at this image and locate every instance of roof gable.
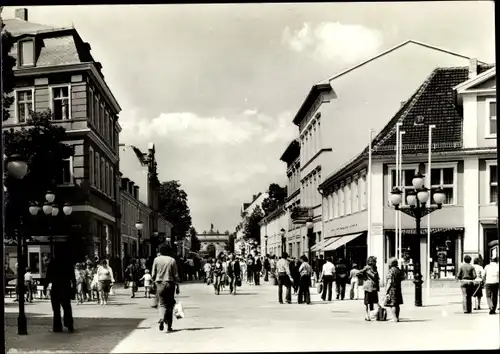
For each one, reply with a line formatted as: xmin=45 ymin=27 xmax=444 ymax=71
xmin=454 ymin=67 xmax=496 ymax=93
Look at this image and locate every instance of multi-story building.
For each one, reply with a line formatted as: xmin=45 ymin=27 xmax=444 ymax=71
xmin=259 ymin=205 xmax=287 ymax=257
xmin=3 ymin=9 xmax=122 ymax=267
xmin=318 ymin=60 xmax=496 ymax=284
xmin=234 ymin=193 xmax=268 ymax=255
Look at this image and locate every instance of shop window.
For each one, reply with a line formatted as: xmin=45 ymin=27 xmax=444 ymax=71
xmin=28 ymin=252 xmax=40 ymax=274
xmin=488 ymin=163 xmax=497 ymax=204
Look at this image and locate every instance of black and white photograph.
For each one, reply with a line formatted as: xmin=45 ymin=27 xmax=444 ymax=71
xmin=1 ymin=1 xmax=498 ymax=353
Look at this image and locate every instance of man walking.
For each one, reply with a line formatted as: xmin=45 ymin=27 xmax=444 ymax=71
xmin=46 ymin=255 xmax=76 ymax=333
xmin=254 ymin=255 xmax=262 ymax=286
xmin=315 ymin=255 xmax=326 ymax=280
xmin=483 ymin=256 xmax=499 ymax=315
xmin=125 ymin=259 xmax=140 ymax=298
xmin=277 ymin=252 xmax=293 ymax=304
xmin=335 ymin=258 xmax=349 ymax=300
xmin=263 ymin=255 xmax=271 ymax=282
xmin=457 ymin=255 xmax=477 ymax=314
xmin=152 ymin=244 xmax=180 ymax=332
xmin=228 ymin=254 xmax=241 ymax=295
xmin=319 ymin=257 xmax=335 ymax=301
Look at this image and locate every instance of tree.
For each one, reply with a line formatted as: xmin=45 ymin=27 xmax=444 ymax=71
xmin=225 ymin=232 xmax=235 ymax=253
xmin=158 ymin=180 xmax=192 ymax=242
xmin=261 ymin=183 xmax=287 ymax=216
xmin=1 ymin=20 xmax=16 ymax=121
xmin=189 ymin=226 xmax=201 ymax=253
xmin=243 ymin=205 xmax=264 ymax=243
xmin=3 ymin=110 xmax=75 ymax=238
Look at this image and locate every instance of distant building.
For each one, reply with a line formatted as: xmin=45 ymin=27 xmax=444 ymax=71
xmin=234 ymin=193 xmax=268 ymax=256
xmin=198 ymin=226 xmax=230 ymax=258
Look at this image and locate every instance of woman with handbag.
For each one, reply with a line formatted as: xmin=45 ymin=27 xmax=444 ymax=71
xmin=472 ymin=257 xmax=485 ymax=310
xmin=384 ymin=257 xmax=405 ymax=322
xmin=357 ymin=256 xmax=381 ymax=321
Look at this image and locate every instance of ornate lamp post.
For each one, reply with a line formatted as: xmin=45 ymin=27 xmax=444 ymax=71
xmin=6 ymin=154 xmax=29 ymax=335
xmin=135 ymin=220 xmax=144 ymax=258
xmin=264 ymin=235 xmax=268 ymax=256
xmin=280 ymin=228 xmax=286 ymax=257
xmin=306 ymin=218 xmax=314 ymax=260
xmin=390 ymin=172 xmax=446 ymax=307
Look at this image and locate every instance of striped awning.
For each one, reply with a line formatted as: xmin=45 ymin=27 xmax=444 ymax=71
xmin=323 ymin=233 xmax=363 ymax=252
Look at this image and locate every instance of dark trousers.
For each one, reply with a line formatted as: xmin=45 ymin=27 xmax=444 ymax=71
xmin=247 ymin=271 xmax=253 ymax=283
xmin=460 ymin=280 xmax=475 ymax=313
xmin=322 ymin=275 xmax=334 ymax=301
xmin=298 ymin=275 xmax=311 ymax=304
xmin=254 ymin=271 xmax=260 ymax=285
xmin=157 ymin=281 xmax=176 ymax=329
xmin=336 ymin=281 xmax=347 ymax=300
xmin=51 ymin=290 xmax=73 ymax=331
xmin=485 ymin=283 xmax=499 ymax=312
xmin=278 ymin=273 xmax=291 ymax=303
xmin=229 ymin=276 xmax=238 ymax=294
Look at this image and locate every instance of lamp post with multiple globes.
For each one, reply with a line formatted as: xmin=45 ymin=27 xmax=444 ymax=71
xmin=306 ymin=218 xmax=314 ymax=261
xmin=135 ymin=220 xmax=144 ymax=258
xmin=390 ymin=171 xmax=446 ymax=307
xmin=264 ymin=235 xmax=268 ymax=256
xmin=280 ymin=228 xmax=286 ymax=257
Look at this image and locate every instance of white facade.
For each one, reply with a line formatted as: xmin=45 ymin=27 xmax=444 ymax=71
xmin=234 ymin=193 xmax=268 ymax=255
xmin=259 ymin=207 xmax=288 ymax=257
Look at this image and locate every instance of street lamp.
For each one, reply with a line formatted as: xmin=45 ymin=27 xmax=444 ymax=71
xmin=264 ymin=235 xmax=268 ymax=256
xmin=280 ymin=228 xmax=286 ymax=257
xmin=135 ymin=220 xmax=144 ymax=258
xmin=390 ymin=173 xmax=445 ymax=307
xmin=6 ymin=154 xmax=29 ymax=335
xmin=306 ymin=218 xmax=314 ymax=261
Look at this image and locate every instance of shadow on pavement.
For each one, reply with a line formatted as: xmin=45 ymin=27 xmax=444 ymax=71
xmin=177 ymin=326 xmax=223 ymax=332
xmin=398 ymin=319 xmax=431 ymax=322
xmin=234 ymin=293 xmax=258 ymax=296
xmin=5 ymin=313 xmax=143 ymax=353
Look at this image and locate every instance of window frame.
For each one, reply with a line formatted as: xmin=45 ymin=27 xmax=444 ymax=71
xmin=88 ymin=87 xmax=95 ymax=126
xmin=58 ymin=156 xmax=74 ymax=186
xmin=352 ymin=175 xmax=359 ymax=213
xmin=359 ymin=172 xmax=367 ymax=210
xmin=426 ymin=162 xmax=458 ymax=206
xmin=89 ymin=147 xmax=95 ymax=186
xmin=100 ymin=157 xmax=105 ymax=193
xmin=485 ymin=98 xmax=497 ymax=138
xmin=485 ymin=160 xmax=498 ymax=205
xmin=387 ymin=164 xmax=420 ymax=207
xmin=95 ymin=152 xmax=100 ymax=190
xmin=18 ymin=39 xmax=35 ymax=68
xmin=49 ymin=84 xmax=72 ymax=121
xmin=14 ymin=88 xmax=35 ymax=123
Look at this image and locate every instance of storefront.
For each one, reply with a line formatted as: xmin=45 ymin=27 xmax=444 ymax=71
xmin=483 ymin=225 xmax=498 ymax=264
xmin=315 ymin=232 xmax=367 ymax=267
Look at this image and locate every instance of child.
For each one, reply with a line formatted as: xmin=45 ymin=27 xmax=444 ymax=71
xmin=140 ymin=269 xmax=153 ymax=298
xmin=91 ymin=272 xmax=100 ymax=303
xmin=311 ymin=271 xmax=317 ymax=289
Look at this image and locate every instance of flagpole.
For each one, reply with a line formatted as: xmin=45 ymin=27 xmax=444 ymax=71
xmin=368 ymin=129 xmax=375 ymax=256
xmin=426 ymin=124 xmax=436 ymax=303
xmin=395 ymin=123 xmax=401 ymax=260
xmin=399 ymin=130 xmax=406 ymax=266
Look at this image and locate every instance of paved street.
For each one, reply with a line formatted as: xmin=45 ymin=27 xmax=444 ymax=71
xmin=5 ymin=280 xmax=499 ymax=353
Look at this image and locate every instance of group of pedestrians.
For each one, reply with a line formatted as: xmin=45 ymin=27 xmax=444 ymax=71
xmin=203 ymin=254 xmax=243 ymax=295
xmin=457 ymin=255 xmax=499 ymax=315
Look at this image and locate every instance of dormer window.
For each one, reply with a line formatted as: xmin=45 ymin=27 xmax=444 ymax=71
xmin=18 ymin=39 xmax=35 ymax=67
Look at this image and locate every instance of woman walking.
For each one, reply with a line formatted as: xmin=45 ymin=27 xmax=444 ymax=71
xmin=246 ymin=256 xmax=254 ymax=286
xmin=472 ymin=257 xmax=484 ymax=310
xmin=213 ymin=258 xmax=224 ymax=295
xmin=349 ymin=263 xmax=362 ymax=300
xmin=357 ymin=256 xmax=381 ymax=321
xmin=97 ymin=259 xmax=115 ymax=305
xmin=384 ymin=258 xmax=405 ymax=322
xmin=298 ymin=255 xmax=312 ymax=304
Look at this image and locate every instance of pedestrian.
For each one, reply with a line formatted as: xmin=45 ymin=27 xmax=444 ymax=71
xmin=263 ymin=255 xmax=270 ymax=282
xmin=125 ymin=259 xmax=140 ymax=298
xmin=315 ymin=255 xmax=326 ymax=279
xmin=335 ymin=258 xmax=349 ymax=300
xmin=482 ymin=256 xmax=499 ymax=315
xmin=384 ymin=257 xmax=405 ymax=322
xmin=298 ymin=255 xmax=312 ymax=305
xmin=97 ymin=259 xmax=115 ymax=305
xmin=291 ymin=258 xmax=301 ymax=295
xmin=349 ymin=263 xmax=362 ymax=300
xmin=221 ymin=257 xmax=228 ymax=290
xmin=319 ymin=257 xmax=335 ymax=302
xmin=84 ymin=263 xmax=93 ymax=301
xmin=151 ymin=252 xmax=161 ymax=308
xmin=74 ymin=263 xmax=85 ymax=305
xmin=140 ymin=269 xmax=153 ymax=298
xmin=276 ymin=252 xmax=293 ymax=304
xmin=46 ymin=256 xmax=76 ymax=333
xmin=213 ymin=258 xmax=224 ymax=295
xmin=472 ymin=257 xmax=484 ymax=310
xmin=151 ymin=243 xmax=180 ymax=332
xmin=254 ymin=255 xmax=262 ymax=286
xmin=457 ymin=255 xmax=477 ymax=314
xmin=228 ymin=254 xmax=241 ymax=295
xmin=204 ymin=260 xmax=212 ymax=284
xmin=357 ymin=256 xmax=381 ymax=321
xmin=246 ymin=256 xmax=254 ymax=286
xmin=24 ymin=267 xmax=33 ymax=303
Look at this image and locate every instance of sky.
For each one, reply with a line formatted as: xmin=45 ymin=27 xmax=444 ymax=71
xmin=2 ymin=2 xmax=495 ymax=233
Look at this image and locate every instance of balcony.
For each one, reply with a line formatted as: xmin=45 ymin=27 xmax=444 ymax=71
xmin=291 ymin=207 xmax=312 ymax=224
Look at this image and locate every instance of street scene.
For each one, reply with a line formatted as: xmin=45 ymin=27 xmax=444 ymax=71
xmin=1 ymin=2 xmax=499 ymax=353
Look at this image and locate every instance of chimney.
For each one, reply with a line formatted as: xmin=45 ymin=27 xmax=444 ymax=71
xmin=469 ymin=58 xmax=478 ymax=79
xmin=15 ymin=8 xmax=28 ymax=21
xmin=134 ymin=186 xmax=140 ymax=199
xmin=129 ymin=181 xmax=135 ymax=195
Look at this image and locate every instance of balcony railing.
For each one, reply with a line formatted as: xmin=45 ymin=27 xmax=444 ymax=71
xmin=290 ymin=207 xmax=312 ymax=224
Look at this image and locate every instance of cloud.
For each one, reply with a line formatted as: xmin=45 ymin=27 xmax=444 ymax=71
xmin=119 ymin=108 xmax=296 ymax=147
xmin=282 ymin=22 xmax=383 ymax=63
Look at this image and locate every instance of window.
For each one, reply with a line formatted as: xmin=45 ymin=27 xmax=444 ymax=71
xmin=105 ymin=162 xmax=109 ymax=195
xmin=57 ymin=158 xmax=73 ymax=185
xmin=16 ymin=89 xmax=33 ymax=123
xmin=352 ymin=178 xmax=359 ymax=213
xmin=89 ymin=147 xmax=94 ymax=186
xmin=28 ymin=252 xmax=40 ymax=273
xmin=359 ymin=175 xmax=366 ymax=210
xmin=19 ymin=40 xmax=34 ymax=66
xmin=345 ymin=181 xmax=351 ymax=215
xmin=88 ymin=88 xmax=95 ymax=126
xmin=110 ymin=166 xmax=115 ymax=199
xmin=51 ymin=86 xmax=70 ymax=120
xmin=389 ymin=166 xmax=419 ymax=206
xmin=339 ymin=185 xmax=345 ymax=216
xmin=333 ymin=190 xmax=339 ymax=218
xmin=487 ymin=161 xmax=497 ymax=204
xmin=487 ymin=99 xmax=497 ymax=136
xmin=94 ymin=96 xmax=100 ymax=130
xmin=328 ymin=194 xmax=333 ymax=220
xmin=110 ymin=120 xmax=114 ymax=148
xmin=100 ymin=103 xmax=105 ymax=135
xmin=94 ymin=152 xmax=100 ymax=189
xmin=100 ymin=158 xmax=105 ymax=192
xmin=430 ymin=166 xmax=456 ymax=205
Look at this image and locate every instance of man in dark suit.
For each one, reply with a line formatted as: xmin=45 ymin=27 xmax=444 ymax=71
xmin=228 ymin=254 xmax=241 ymax=295
xmin=46 ymin=255 xmax=76 ymax=333
xmin=335 ymin=258 xmax=349 ymax=300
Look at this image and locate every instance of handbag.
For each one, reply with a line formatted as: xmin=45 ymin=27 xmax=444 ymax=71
xmin=376 ymin=306 xmax=387 ymax=321
xmin=236 ymin=277 xmax=242 ymax=287
xmin=317 ymin=281 xmax=323 ymax=294
xmin=174 ymin=302 xmax=185 ymax=319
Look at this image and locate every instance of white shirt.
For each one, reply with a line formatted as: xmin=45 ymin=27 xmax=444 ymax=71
xmin=483 ymin=262 xmax=499 ymax=284
xmin=322 ymin=262 xmax=336 ymax=276
xmin=141 ymin=273 xmax=152 ymax=287
xmin=24 ymin=272 xmax=33 ymax=282
xmin=473 ymin=264 xmax=484 ymax=281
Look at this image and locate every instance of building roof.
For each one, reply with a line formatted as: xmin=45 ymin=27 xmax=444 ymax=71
xmin=2 ymin=18 xmax=57 ymax=35
xmin=320 ymin=64 xmax=495 ymax=190
xmin=279 ymin=139 xmax=300 ymax=164
xmin=292 ymin=83 xmax=331 ymax=125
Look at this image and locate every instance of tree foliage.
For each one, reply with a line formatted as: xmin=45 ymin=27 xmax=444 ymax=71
xmin=189 ymin=226 xmax=201 ymax=253
xmin=261 ymin=183 xmax=287 ymax=216
xmin=1 ymin=22 xmax=16 ymax=121
xmin=3 ymin=110 xmax=75 ymax=238
xmin=243 ymin=205 xmax=264 ymax=243
xmin=158 ymin=180 xmax=192 ymax=242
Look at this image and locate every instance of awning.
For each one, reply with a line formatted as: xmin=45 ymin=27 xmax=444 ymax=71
xmin=323 ymin=232 xmax=363 ymax=252
xmin=315 ymin=237 xmax=341 ymax=251
xmin=310 ymin=239 xmax=326 ymax=252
